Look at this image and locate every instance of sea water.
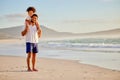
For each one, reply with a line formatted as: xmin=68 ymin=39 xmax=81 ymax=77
xmin=0 ymin=38 xmax=120 ymax=71
xmin=38 ymin=38 xmax=120 ymax=71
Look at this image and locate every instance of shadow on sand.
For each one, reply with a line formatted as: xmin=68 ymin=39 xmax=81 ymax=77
xmin=0 ymin=70 xmax=30 ymax=72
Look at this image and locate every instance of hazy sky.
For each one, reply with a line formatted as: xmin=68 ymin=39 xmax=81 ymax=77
xmin=0 ymin=0 xmax=120 ymax=33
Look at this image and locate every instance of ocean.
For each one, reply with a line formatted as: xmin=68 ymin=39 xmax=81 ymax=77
xmin=0 ymin=38 xmax=120 ymax=71
xmin=39 ymin=38 xmax=120 ymax=53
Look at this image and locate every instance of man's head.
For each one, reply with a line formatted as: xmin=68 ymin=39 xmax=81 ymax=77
xmin=26 ymin=7 xmax=36 ymax=17
xmin=31 ymin=14 xmax=38 ymax=23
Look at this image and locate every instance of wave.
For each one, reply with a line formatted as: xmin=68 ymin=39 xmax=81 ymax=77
xmin=39 ymin=38 xmax=120 ymax=53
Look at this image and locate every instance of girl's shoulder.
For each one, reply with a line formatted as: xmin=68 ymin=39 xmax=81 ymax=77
xmin=26 ymin=16 xmax=31 ymax=20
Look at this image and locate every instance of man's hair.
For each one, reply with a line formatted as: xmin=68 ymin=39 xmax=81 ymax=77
xmin=26 ymin=7 xmax=36 ymax=13
xmin=31 ymin=14 xmax=38 ymax=18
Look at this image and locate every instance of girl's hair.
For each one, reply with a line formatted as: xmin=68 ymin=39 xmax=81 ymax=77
xmin=26 ymin=7 xmax=36 ymax=13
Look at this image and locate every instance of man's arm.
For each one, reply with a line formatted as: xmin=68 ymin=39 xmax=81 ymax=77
xmin=36 ymin=22 xmax=42 ymax=38
xmin=21 ymin=20 xmax=29 ymax=36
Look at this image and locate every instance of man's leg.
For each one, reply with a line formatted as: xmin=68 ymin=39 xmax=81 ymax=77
xmin=32 ymin=53 xmax=38 ymax=71
xmin=27 ymin=52 xmax=32 ymax=71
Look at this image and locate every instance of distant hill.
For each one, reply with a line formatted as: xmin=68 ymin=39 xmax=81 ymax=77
xmin=0 ymin=26 xmax=22 ymax=39
xmin=77 ymin=28 xmax=120 ymax=38
xmin=0 ymin=25 xmax=120 ymax=39
xmin=0 ymin=25 xmax=75 ymax=39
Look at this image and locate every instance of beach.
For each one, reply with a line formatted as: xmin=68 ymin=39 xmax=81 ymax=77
xmin=0 ymin=56 xmax=120 ymax=80
xmin=1 ymin=0 xmax=120 ymax=79
xmin=0 ymin=39 xmax=120 ymax=80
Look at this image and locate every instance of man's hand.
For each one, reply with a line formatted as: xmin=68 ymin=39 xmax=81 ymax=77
xmin=21 ymin=26 xmax=28 ymax=36
xmin=21 ymin=20 xmax=30 ymax=36
xmin=35 ymin=22 xmax=42 ymax=38
xmin=38 ymin=29 xmax=42 ymax=38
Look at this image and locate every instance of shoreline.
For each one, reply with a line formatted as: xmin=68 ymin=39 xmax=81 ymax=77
xmin=0 ymin=55 xmax=120 ymax=80
xmin=1 ymin=54 xmax=120 ymax=71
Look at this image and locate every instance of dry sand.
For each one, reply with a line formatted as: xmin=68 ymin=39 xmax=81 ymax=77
xmin=0 ymin=56 xmax=120 ymax=80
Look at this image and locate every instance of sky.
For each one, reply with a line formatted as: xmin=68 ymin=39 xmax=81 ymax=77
xmin=0 ymin=0 xmax=120 ymax=33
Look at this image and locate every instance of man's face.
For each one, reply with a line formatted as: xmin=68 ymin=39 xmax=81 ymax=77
xmin=31 ymin=16 xmax=37 ymax=23
xmin=28 ymin=10 xmax=34 ymax=17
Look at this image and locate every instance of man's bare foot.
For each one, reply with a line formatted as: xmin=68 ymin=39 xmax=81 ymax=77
xmin=32 ymin=68 xmax=38 ymax=71
xmin=27 ymin=68 xmax=32 ymax=72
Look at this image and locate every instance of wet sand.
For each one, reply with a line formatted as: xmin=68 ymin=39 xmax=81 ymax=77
xmin=0 ymin=56 xmax=120 ymax=80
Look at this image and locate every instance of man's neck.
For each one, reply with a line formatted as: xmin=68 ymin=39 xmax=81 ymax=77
xmin=31 ymin=22 xmax=35 ymax=26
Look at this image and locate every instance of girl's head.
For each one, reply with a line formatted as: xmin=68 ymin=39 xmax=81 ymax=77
xmin=31 ymin=14 xmax=38 ymax=23
xmin=26 ymin=7 xmax=36 ymax=17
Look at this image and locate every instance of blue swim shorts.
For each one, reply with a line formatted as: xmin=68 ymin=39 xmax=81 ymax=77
xmin=26 ymin=42 xmax=38 ymax=53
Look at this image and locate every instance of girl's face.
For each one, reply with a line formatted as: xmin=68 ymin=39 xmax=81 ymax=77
xmin=28 ymin=11 xmax=34 ymax=17
xmin=31 ymin=16 xmax=37 ymax=23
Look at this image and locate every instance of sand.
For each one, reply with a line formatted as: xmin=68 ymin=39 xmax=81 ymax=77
xmin=0 ymin=56 xmax=120 ymax=80
xmin=0 ymin=39 xmax=120 ymax=80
